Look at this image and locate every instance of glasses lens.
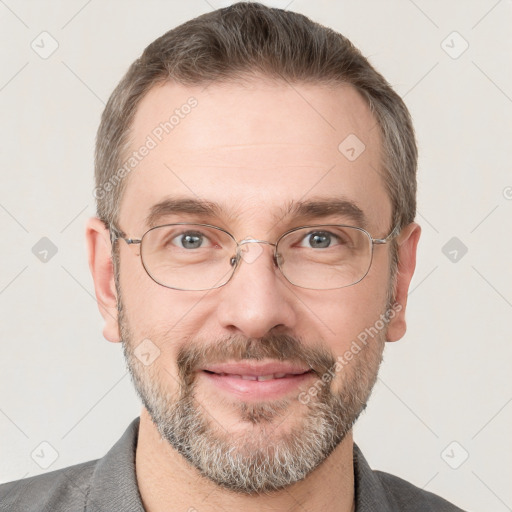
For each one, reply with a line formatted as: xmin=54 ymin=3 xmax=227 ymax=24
xmin=277 ymin=226 xmax=372 ymax=289
xmin=141 ymin=224 xmax=236 ymax=290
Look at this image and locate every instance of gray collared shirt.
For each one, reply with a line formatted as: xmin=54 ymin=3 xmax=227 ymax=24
xmin=0 ymin=417 xmax=466 ymax=511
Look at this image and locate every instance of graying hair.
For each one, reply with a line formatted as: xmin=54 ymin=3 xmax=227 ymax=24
xmin=97 ymin=1 xmax=417 ymax=292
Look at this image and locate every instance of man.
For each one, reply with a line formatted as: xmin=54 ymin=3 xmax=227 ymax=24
xmin=0 ymin=2 xmax=465 ymax=511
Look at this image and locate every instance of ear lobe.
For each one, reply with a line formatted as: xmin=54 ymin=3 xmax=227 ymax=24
xmin=386 ymin=222 xmax=421 ymax=342
xmin=85 ymin=217 xmax=121 ymax=343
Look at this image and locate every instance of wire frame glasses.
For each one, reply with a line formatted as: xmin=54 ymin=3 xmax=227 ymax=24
xmin=110 ymin=222 xmax=399 ymax=291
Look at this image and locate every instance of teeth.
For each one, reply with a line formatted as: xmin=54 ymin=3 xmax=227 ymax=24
xmin=212 ymin=372 xmax=306 ymax=381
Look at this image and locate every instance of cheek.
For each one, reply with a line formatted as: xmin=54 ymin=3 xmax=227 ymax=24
xmin=118 ymin=255 xmax=208 ymax=348
xmin=118 ymin=253 xmax=169 ymax=334
xmin=118 ymin=247 xmax=146 ymax=287
xmin=320 ymin=270 xmax=390 ymax=353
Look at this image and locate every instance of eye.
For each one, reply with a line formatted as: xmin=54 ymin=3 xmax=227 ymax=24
xmin=171 ymin=230 xmax=213 ymax=249
xmin=299 ymin=230 xmax=345 ymax=249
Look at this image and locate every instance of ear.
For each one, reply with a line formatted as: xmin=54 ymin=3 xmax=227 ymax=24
xmin=386 ymin=222 xmax=421 ymax=342
xmin=85 ymin=217 xmax=121 ymax=343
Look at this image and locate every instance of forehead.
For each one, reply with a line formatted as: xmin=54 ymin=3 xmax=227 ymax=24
xmin=119 ymin=78 xmax=391 ymax=236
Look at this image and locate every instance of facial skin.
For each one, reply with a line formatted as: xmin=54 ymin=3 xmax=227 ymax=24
xmin=87 ymin=78 xmax=420 ymax=512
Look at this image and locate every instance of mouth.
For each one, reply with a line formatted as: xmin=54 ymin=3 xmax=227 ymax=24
xmin=202 ymin=369 xmax=311 ymax=381
xmin=198 ymin=361 xmax=315 ymax=400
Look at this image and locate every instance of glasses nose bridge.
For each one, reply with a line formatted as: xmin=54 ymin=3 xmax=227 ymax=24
xmin=237 ymin=238 xmax=276 ymax=249
xmin=234 ymin=237 xmax=279 ymax=267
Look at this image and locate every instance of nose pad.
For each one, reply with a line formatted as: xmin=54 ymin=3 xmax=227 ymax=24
xmin=239 ymin=240 xmax=265 ymax=264
xmin=229 ymin=241 xmax=280 ymax=277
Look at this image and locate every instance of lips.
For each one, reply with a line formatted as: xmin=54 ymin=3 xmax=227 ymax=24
xmin=199 ymin=361 xmax=315 ymax=400
xmin=201 ymin=361 xmax=312 ymax=380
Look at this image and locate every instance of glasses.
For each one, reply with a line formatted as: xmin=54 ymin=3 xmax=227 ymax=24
xmin=110 ymin=222 xmax=400 ymax=291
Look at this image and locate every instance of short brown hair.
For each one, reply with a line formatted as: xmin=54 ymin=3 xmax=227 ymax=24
xmin=95 ymin=1 xmax=417 ymax=288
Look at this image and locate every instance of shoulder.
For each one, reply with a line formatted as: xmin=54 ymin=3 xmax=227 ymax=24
xmin=0 ymin=459 xmax=98 ymax=512
xmin=0 ymin=418 xmax=143 ymax=512
xmin=374 ymin=469 xmax=466 ymax=511
xmin=353 ymin=443 xmax=466 ymax=511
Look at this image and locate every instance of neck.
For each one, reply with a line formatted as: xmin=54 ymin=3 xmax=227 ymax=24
xmin=135 ymin=408 xmax=355 ymax=512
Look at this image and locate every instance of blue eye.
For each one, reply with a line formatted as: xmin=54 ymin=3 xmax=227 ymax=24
xmin=172 ymin=231 xmax=210 ymax=249
xmin=307 ymin=232 xmax=332 ymax=248
xmin=300 ymin=231 xmax=345 ymax=249
xmin=149 ymin=226 xmax=228 ymax=254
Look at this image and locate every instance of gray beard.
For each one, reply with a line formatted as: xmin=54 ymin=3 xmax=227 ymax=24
xmin=120 ymin=311 xmax=385 ymax=495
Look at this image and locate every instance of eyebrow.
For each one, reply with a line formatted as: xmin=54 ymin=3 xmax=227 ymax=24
xmin=145 ymin=196 xmax=367 ymax=230
xmin=145 ymin=198 xmax=224 ymax=228
xmin=283 ymin=198 xmax=367 ymax=227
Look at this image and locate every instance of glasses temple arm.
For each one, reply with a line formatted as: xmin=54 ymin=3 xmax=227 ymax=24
xmin=372 ymin=224 xmax=401 ymax=245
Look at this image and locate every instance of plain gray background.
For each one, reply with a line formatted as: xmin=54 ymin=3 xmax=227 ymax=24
xmin=1 ymin=1 xmax=511 ymax=510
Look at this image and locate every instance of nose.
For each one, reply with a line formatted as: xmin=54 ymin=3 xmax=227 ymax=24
xmin=215 ymin=241 xmax=297 ymax=339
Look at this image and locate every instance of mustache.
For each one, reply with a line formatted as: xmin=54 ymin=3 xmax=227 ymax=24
xmin=176 ymin=332 xmax=336 ymax=386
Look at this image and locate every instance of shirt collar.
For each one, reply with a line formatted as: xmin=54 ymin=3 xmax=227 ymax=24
xmin=86 ymin=417 xmax=393 ymax=511
xmin=86 ymin=417 xmax=145 ymax=512
xmin=353 ymin=443 xmax=394 ymax=511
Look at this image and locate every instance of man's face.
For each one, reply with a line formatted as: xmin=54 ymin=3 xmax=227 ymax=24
xmin=112 ymin=79 xmax=400 ymax=493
